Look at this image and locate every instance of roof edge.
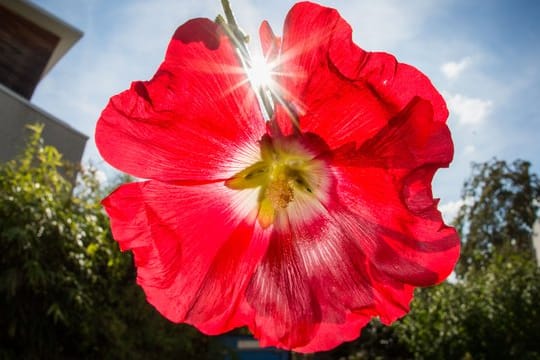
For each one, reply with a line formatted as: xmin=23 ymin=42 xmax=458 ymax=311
xmin=0 ymin=0 xmax=83 ymax=79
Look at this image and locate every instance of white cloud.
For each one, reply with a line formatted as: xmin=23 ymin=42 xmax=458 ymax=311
xmin=439 ymin=199 xmax=463 ymax=223
xmin=445 ymin=93 xmax=493 ymax=126
xmin=438 ymin=196 xmax=474 ymax=223
xmin=441 ymin=57 xmax=471 ymax=79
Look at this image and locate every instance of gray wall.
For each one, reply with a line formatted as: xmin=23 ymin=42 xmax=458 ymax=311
xmin=0 ymin=83 xmax=87 ymax=165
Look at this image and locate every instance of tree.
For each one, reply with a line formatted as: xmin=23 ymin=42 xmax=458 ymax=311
xmin=454 ymin=159 xmax=539 ymax=276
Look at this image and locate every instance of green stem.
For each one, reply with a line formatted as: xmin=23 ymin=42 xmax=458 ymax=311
xmin=220 ymin=0 xmax=237 ymax=28
xmin=219 ymin=0 xmax=276 ymax=121
xmin=219 ymin=0 xmax=300 ymax=134
xmin=258 ymin=87 xmax=275 ymax=121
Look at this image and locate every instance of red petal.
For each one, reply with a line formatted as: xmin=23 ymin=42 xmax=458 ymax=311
xmin=259 ymin=21 xmax=281 ymax=62
xmin=96 ymin=19 xmax=265 ymax=181
xmin=292 ymin=313 xmax=371 ymax=353
xmin=348 ymin=53 xmax=448 ymax=123
xmin=102 ymin=180 xmax=268 ymax=333
xmin=361 ymin=98 xmax=453 ymax=168
xmin=273 ymin=2 xmax=447 ymax=146
xmin=277 ymin=2 xmax=347 ymax=100
xmin=323 ymin=97 xmax=457 ymax=324
xmin=334 ymin=97 xmax=453 ymax=170
xmin=331 ymin=166 xmax=460 ymax=287
xmin=367 ymin=268 xmax=415 ymax=325
xmin=275 ymin=68 xmax=393 ymax=149
xmin=245 ymin=205 xmax=379 ymax=351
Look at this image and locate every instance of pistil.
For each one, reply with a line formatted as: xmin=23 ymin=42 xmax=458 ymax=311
xmin=265 ymin=173 xmax=294 ymax=209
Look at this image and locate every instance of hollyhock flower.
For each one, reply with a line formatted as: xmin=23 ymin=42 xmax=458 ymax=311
xmin=96 ymin=1 xmax=459 ymax=353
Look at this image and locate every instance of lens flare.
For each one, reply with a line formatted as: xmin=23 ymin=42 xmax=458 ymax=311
xmin=247 ymin=53 xmax=275 ymax=91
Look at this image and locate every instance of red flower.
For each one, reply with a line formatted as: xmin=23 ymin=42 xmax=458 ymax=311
xmin=96 ymin=2 xmax=459 ymax=352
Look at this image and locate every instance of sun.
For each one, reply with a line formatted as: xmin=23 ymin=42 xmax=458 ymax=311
xmin=247 ymin=53 xmax=275 ymax=92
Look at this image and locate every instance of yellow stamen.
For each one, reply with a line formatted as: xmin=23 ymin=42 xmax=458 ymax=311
xmin=257 ymin=197 xmax=275 ymax=228
xmin=226 ymin=135 xmax=325 ymax=229
xmin=265 ymin=176 xmax=294 ymax=209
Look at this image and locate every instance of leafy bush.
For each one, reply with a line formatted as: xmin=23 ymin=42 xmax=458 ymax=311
xmin=0 ymin=125 xmax=223 ymax=359
xmin=397 ymin=254 xmax=540 ymax=359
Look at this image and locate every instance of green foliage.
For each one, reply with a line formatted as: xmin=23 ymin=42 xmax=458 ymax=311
xmin=454 ymin=159 xmax=539 ymax=276
xmin=397 ymin=254 xmax=540 ymax=359
xmin=0 ymin=125 xmax=224 ymax=359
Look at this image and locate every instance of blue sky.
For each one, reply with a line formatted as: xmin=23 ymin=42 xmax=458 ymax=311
xmin=31 ymin=0 xmax=540 ymax=221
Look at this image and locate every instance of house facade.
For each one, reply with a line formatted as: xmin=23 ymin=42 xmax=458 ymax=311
xmin=0 ymin=0 xmax=87 ymax=165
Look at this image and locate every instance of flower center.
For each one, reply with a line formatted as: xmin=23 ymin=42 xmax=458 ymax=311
xmin=265 ymin=173 xmax=294 ymax=209
xmin=226 ymin=134 xmax=328 ymax=228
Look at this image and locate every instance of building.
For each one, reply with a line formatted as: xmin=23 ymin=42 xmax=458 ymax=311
xmin=221 ymin=335 xmax=290 ymax=360
xmin=0 ymin=0 xmax=87 ymax=165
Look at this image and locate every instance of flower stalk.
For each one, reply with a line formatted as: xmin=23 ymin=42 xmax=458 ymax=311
xmin=218 ymin=0 xmax=276 ymax=121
